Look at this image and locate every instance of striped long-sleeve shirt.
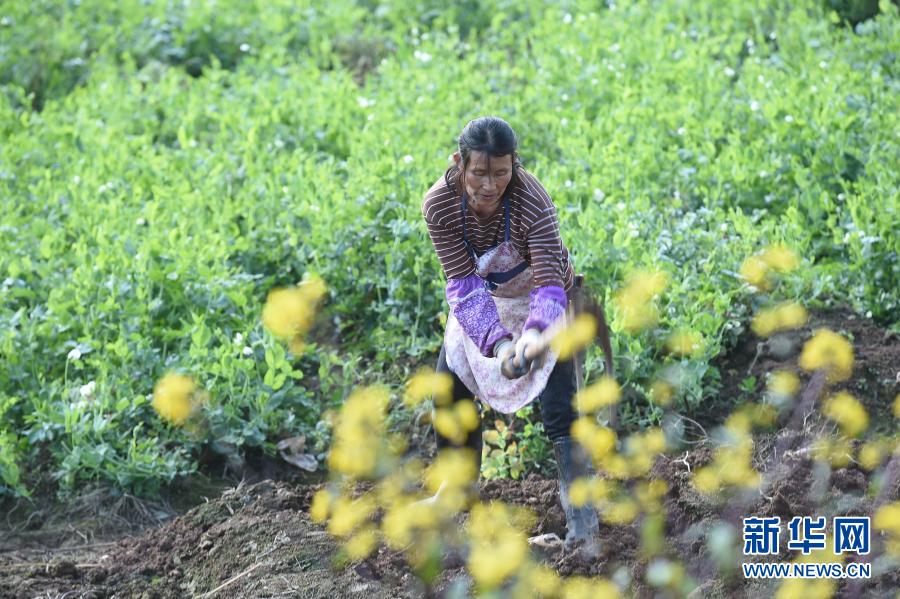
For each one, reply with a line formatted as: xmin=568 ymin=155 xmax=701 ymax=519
xmin=423 ymin=165 xmax=574 ymax=356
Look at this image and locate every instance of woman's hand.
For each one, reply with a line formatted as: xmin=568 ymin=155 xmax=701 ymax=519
xmin=514 ymin=328 xmax=546 ymax=370
xmin=494 ymin=339 xmax=520 ymax=379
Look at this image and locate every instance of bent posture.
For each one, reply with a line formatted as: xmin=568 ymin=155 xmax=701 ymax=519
xmin=422 ymin=116 xmax=600 ymax=553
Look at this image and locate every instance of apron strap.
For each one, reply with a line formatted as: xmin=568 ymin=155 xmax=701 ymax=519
xmin=461 ymin=188 xmax=526 ymax=291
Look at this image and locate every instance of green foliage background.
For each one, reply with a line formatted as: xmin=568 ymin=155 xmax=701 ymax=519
xmin=1 ymin=0 xmax=897 ymax=497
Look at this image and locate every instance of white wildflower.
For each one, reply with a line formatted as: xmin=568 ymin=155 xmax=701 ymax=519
xmin=79 ymin=381 xmax=96 ymax=399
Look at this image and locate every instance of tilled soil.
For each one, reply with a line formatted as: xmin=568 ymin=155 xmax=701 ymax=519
xmin=3 ymin=449 xmax=896 ymax=598
xmin=2 ymin=307 xmax=897 ymax=597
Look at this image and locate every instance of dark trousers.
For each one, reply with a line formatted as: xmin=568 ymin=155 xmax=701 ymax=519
xmin=433 ymin=344 xmax=578 ymax=453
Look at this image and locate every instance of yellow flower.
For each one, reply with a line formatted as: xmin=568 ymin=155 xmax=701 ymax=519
xmin=405 ymin=367 xmax=453 ymax=407
xmin=310 ymin=488 xmax=332 ymax=523
xmin=635 ymin=480 xmax=668 ymax=512
xmin=345 ymin=526 xmax=378 ymax=560
xmin=822 ymin=392 xmax=868 ymax=437
xmin=799 ymin=329 xmax=854 ymax=383
xmin=812 ymin=436 xmax=852 ymax=468
xmin=327 ymin=386 xmax=390 ymax=478
xmin=692 ymin=466 xmax=720 ymax=494
xmin=433 ymin=400 xmax=480 ymax=445
xmin=776 ymin=579 xmax=835 ymax=599
xmin=551 ymin=313 xmax=597 ymax=361
xmin=626 ymin=270 xmax=670 ymax=300
xmin=666 ymin=329 xmax=703 ymax=357
xmin=468 ymin=503 xmax=530 ymax=590
xmin=857 ymin=441 xmax=886 ymax=471
xmin=327 ymin=494 xmax=375 ymax=538
xmin=894 ymin=393 xmax=900 ymax=418
xmin=649 ymin=380 xmax=674 ymax=406
xmin=760 ymin=244 xmax=800 ymax=273
xmin=562 ymin=576 xmax=620 ymax=599
xmin=751 ymin=302 xmax=808 ymax=337
xmin=152 ymin=372 xmax=196 ymax=426
xmin=261 ymin=276 xmax=326 ymax=347
xmin=768 ymin=370 xmax=800 ymax=397
xmin=600 ymin=453 xmax=632 ymax=479
xmin=425 ymin=448 xmax=477 ymax=493
xmin=381 ymin=499 xmax=438 ymax=548
xmin=614 ymin=270 xmax=669 ymax=333
xmin=525 ymin=565 xmax=561 ymax=597
xmin=873 ymin=502 xmax=900 ymax=535
xmin=575 ymin=376 xmax=621 ymax=412
xmin=740 ymin=256 xmax=771 ymax=291
xmin=571 ymin=417 xmax=617 ymax=464
xmin=456 ymin=400 xmax=480 ymax=431
xmin=603 ymin=498 xmax=638 ymax=524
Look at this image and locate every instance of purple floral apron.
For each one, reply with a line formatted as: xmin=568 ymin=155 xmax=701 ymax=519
xmin=443 ymin=189 xmax=564 ymax=414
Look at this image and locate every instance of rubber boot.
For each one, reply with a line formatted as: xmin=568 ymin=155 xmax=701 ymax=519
xmin=553 ymin=435 xmax=601 ymax=559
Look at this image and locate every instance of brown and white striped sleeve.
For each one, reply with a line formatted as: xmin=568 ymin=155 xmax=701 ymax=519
xmin=422 ymin=180 xmax=476 ymax=280
xmin=516 ymin=170 xmax=568 ymax=289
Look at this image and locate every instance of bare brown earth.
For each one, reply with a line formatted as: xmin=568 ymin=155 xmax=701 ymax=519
xmin=1 ymin=307 xmax=897 ymax=598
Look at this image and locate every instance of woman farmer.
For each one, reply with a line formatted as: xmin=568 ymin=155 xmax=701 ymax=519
xmin=421 ymin=116 xmax=600 ymax=553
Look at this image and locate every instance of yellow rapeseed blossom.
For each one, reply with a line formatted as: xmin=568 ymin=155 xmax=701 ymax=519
xmin=799 ymin=329 xmax=854 ymax=383
xmin=468 ymin=502 xmax=530 ymax=590
xmin=571 ymin=417 xmax=617 ymax=464
xmin=649 ymin=380 xmax=674 ymax=406
xmin=574 ymin=376 xmax=621 ymax=413
xmin=551 ymin=313 xmax=597 ymax=361
xmin=425 ymin=449 xmax=477 ymax=494
xmin=875 ymin=503 xmax=900 ymax=556
xmin=812 ymin=436 xmax=852 ymax=468
xmin=522 ymin=565 xmax=561 ymax=597
xmin=692 ymin=439 xmax=760 ymax=494
xmin=152 ymin=372 xmax=196 ymax=426
xmin=751 ymin=302 xmax=808 ymax=337
xmin=857 ymin=440 xmax=886 ymax=471
xmin=600 ymin=453 xmax=632 ymax=479
xmin=626 ymin=270 xmax=670 ymax=300
xmin=740 ymin=256 xmax=771 ymax=291
xmin=261 ymin=276 xmax=327 ymax=351
xmin=562 ymin=576 xmax=620 ymax=599
xmin=635 ymin=480 xmax=668 ymax=512
xmin=327 ymin=494 xmax=375 ymax=538
xmin=620 ymin=428 xmax=667 ymax=477
xmin=381 ymin=499 xmax=438 ymax=548
xmin=874 ymin=503 xmax=900 ymax=536
xmin=614 ymin=270 xmax=669 ymax=333
xmin=433 ymin=400 xmax=480 ymax=445
xmin=327 ymin=386 xmax=390 ymax=478
xmin=405 ymin=367 xmax=453 ymax=407
xmin=569 ymin=476 xmax=611 ymax=508
xmin=345 ymin=525 xmax=378 ymax=560
xmin=822 ymin=392 xmax=869 ymax=438
xmin=768 ymin=370 xmax=800 ymax=397
xmin=692 ymin=466 xmax=721 ymax=494
xmin=666 ymin=329 xmax=703 ymax=357
xmin=603 ymin=498 xmax=639 ymax=525
xmin=760 ymin=244 xmax=800 ymax=273
xmin=776 ymin=578 xmax=835 ymax=599
xmin=310 ymin=488 xmax=332 ymax=523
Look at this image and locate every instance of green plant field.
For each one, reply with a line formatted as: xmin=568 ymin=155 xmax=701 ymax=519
xmin=1 ymin=0 xmax=897 ymax=498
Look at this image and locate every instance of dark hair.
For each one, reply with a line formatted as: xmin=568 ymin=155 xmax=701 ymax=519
xmin=448 ymin=116 xmax=521 ymax=191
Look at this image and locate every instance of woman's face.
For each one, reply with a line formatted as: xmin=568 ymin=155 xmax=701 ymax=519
xmin=455 ymin=151 xmax=513 ymax=219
